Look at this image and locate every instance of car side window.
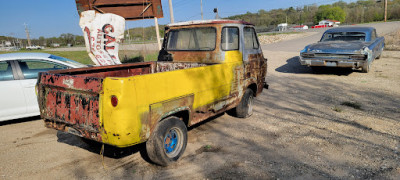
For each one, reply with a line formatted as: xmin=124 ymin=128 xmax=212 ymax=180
xmin=18 ymin=60 xmax=68 ymax=79
xmin=244 ymin=27 xmax=259 ymax=50
xmin=0 ymin=61 xmax=14 ymax=81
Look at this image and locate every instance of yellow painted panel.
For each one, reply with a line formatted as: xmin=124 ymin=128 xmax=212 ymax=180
xmin=100 ymin=50 xmax=243 ymax=147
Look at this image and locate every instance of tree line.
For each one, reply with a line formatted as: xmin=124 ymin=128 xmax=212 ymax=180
xmin=227 ymin=0 xmax=400 ymax=31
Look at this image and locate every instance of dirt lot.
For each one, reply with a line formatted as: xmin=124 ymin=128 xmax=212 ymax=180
xmin=1 ymin=22 xmax=400 ymax=180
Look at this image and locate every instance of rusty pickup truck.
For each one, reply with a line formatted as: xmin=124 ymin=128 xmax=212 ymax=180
xmin=37 ymin=20 xmax=267 ymax=166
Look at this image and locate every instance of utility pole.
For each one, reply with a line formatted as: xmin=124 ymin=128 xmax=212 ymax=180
xmin=154 ymin=17 xmax=161 ymax=50
xmin=24 ymin=23 xmax=32 ymax=47
xmin=201 ymin=0 xmax=203 ymax=20
xmin=168 ymin=0 xmax=174 ymax=23
xmin=384 ymin=0 xmax=387 ymax=22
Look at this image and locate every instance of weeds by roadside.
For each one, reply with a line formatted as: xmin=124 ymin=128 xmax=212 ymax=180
xmin=384 ymin=29 xmax=400 ymax=51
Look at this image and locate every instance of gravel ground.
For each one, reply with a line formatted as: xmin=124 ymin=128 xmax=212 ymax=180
xmin=258 ymin=32 xmax=318 ymax=44
xmin=0 ymin=21 xmax=399 ymax=180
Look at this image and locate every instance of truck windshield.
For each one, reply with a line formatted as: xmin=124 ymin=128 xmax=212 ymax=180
xmin=167 ymin=27 xmax=216 ymax=51
xmin=321 ymin=32 xmax=366 ymax=42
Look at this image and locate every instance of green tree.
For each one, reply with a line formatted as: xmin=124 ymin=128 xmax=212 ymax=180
xmin=315 ymin=5 xmax=346 ymax=23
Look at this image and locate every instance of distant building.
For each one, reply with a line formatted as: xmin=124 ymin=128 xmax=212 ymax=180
xmin=277 ymin=23 xmax=288 ymax=31
xmin=291 ymin=25 xmax=309 ymax=30
xmin=52 ymin=43 xmax=60 ymax=47
xmin=318 ymin=20 xmax=340 ymax=27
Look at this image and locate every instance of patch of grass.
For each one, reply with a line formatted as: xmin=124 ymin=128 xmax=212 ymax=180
xmin=332 ymin=106 xmax=343 ymax=112
xmin=384 ymin=29 xmax=400 ymax=51
xmin=341 ymin=101 xmax=362 ymax=110
xmin=0 ymin=50 xmax=93 ymax=65
xmin=119 ymin=50 xmax=159 ymax=63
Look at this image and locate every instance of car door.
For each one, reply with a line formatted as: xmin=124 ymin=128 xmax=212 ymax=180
xmin=0 ymin=61 xmax=27 ymax=121
xmin=16 ymin=59 xmax=69 ymax=114
xmin=242 ymin=26 xmax=266 ymax=93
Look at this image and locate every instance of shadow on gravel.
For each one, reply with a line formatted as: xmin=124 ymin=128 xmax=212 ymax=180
xmin=275 ymin=56 xmax=354 ymax=76
xmin=55 ymin=73 xmax=399 ymax=179
xmin=55 ymin=113 xmax=226 ymax=164
xmin=0 ymin=115 xmax=40 ymax=126
xmin=56 ymin=131 xmax=150 ymax=161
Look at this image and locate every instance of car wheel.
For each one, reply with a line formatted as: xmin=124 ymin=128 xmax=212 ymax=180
xmin=362 ymin=63 xmax=370 ymax=73
xmin=230 ymin=88 xmax=254 ymax=118
xmin=146 ymin=116 xmax=187 ymax=166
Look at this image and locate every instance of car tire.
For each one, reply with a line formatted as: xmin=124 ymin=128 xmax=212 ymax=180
xmin=362 ymin=63 xmax=370 ymax=73
xmin=146 ymin=116 xmax=187 ymax=166
xmin=230 ymin=88 xmax=254 ymax=118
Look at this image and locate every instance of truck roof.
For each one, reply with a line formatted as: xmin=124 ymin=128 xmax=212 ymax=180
xmin=168 ymin=19 xmax=253 ymax=27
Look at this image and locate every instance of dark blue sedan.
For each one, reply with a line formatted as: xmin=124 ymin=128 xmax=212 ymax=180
xmin=300 ymin=27 xmax=385 ymax=73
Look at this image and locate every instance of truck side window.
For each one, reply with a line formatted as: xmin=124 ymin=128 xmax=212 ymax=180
xmin=221 ymin=27 xmax=239 ymax=51
xmin=244 ymin=27 xmax=259 ymax=50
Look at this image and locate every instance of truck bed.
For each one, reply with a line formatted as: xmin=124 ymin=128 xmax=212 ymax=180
xmin=37 ymin=61 xmax=210 ymax=141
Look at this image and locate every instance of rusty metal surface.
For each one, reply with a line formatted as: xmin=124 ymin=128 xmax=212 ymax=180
xmin=75 ymin=0 xmax=163 ymax=20
xmin=47 ymin=62 xmax=155 ymax=79
xmin=244 ymin=53 xmax=268 ymax=95
xmin=143 ymin=95 xmax=194 ymax=139
xmin=38 ymin=73 xmax=103 ymax=141
xmin=156 ymin=62 xmax=208 ymax=72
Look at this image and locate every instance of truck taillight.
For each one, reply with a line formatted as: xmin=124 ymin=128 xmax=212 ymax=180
xmin=111 ymin=95 xmax=118 ymax=107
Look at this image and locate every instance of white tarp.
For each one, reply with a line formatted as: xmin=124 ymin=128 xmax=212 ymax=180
xmin=79 ymin=10 xmax=125 ymax=65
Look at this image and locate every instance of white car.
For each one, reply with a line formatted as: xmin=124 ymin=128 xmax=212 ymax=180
xmin=0 ymin=53 xmax=87 ymax=122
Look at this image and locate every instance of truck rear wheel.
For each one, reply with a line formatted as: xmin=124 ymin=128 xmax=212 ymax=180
xmin=146 ymin=116 xmax=187 ymax=166
xmin=231 ymin=88 xmax=254 ymax=118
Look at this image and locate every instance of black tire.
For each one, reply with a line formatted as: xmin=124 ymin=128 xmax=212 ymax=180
xmin=231 ymin=88 xmax=254 ymax=118
xmin=146 ymin=116 xmax=187 ymax=166
xmin=362 ymin=63 xmax=370 ymax=73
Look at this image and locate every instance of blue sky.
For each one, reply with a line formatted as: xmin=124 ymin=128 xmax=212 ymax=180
xmin=0 ymin=0 xmax=356 ymax=39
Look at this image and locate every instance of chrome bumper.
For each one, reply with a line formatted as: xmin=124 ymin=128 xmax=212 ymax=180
xmin=299 ymin=57 xmax=366 ymax=68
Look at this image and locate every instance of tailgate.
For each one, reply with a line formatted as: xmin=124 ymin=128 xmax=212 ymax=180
xmin=37 ymin=72 xmax=103 ymax=141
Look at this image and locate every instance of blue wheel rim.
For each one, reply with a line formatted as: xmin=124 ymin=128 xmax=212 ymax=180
xmin=164 ymin=129 xmax=179 ymax=154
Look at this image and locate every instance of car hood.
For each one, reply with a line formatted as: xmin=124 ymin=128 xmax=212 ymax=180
xmin=307 ymin=41 xmax=370 ymax=54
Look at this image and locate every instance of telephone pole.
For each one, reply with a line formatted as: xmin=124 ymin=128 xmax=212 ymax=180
xmin=384 ymin=0 xmax=387 ymax=22
xmin=201 ymin=0 xmax=203 ymax=20
xmin=24 ymin=23 xmax=32 ymax=47
xmin=168 ymin=0 xmax=174 ymax=23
